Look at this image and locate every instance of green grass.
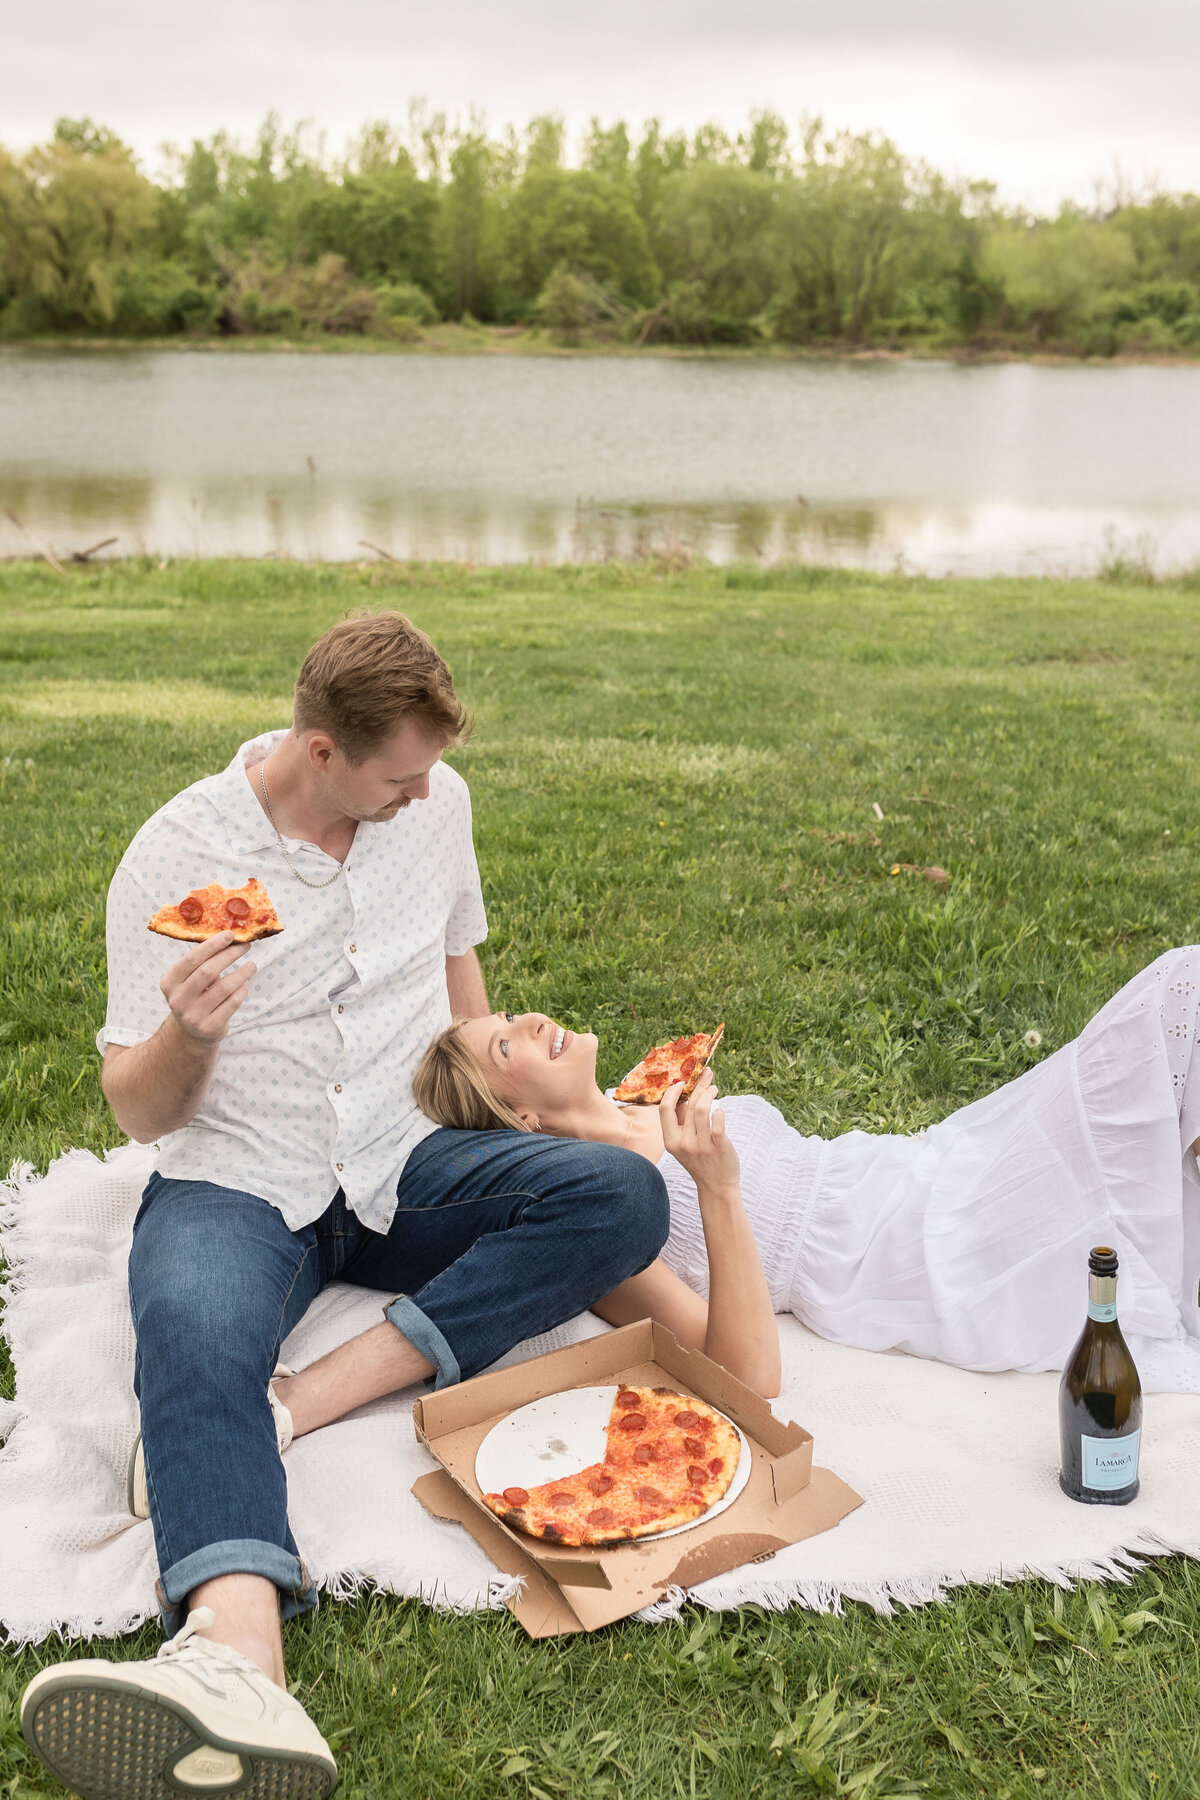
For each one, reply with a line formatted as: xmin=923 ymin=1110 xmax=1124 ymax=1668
xmin=2 ymin=557 xmax=1200 ymax=1798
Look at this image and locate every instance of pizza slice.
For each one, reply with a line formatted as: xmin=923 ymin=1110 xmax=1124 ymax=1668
xmin=613 ymin=1024 xmax=725 ymax=1106
xmin=147 ymin=878 xmax=283 ymax=945
xmin=480 ymin=1384 xmax=739 ymax=1546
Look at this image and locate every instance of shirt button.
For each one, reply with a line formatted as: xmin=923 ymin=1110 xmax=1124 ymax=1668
xmin=337 ymin=1162 xmax=344 ymax=1172
xmin=338 ymin=1004 xmax=344 ymax=1014
xmin=349 ymin=943 xmax=357 ymax=953
xmin=334 ymin=1083 xmax=343 ymax=1093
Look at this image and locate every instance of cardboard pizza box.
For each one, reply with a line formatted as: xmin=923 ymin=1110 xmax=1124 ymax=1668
xmin=411 ymin=1318 xmax=863 ymax=1637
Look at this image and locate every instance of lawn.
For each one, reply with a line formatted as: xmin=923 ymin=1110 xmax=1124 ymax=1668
xmin=2 ymin=557 xmax=1199 ymax=1798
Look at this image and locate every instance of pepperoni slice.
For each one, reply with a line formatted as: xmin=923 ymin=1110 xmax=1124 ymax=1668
xmin=636 ymin=1486 xmax=663 ymax=1504
xmin=674 ymin=1410 xmax=702 ymax=1429
xmin=685 ymin=1490 xmax=704 ymax=1506
xmin=588 ymin=1475 xmax=614 ymax=1496
xmin=502 ymin=1487 xmax=529 ymax=1507
xmin=616 ymin=1390 xmax=641 ymax=1409
xmin=680 ymin=1056 xmax=697 ymax=1077
xmin=633 ymin=1443 xmax=656 ymax=1464
xmin=707 ymin=1458 xmax=724 ymax=1477
xmin=178 ymin=895 xmax=204 ymax=924
xmin=587 ymin=1507 xmax=615 ymax=1527
xmin=687 ymin=1465 xmax=710 ymax=1486
xmin=618 ymin=1413 xmax=646 ymax=1432
xmin=549 ymin=1492 xmax=576 ymax=1510
xmin=225 ymin=895 xmax=251 ymax=921
xmin=683 ymin=1437 xmax=706 ymax=1457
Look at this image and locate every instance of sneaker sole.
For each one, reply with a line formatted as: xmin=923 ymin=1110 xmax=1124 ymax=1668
xmin=22 ymin=1672 xmax=337 ymax=1800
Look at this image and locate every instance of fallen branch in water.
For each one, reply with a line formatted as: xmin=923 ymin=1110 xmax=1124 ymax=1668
xmin=69 ymin=536 xmax=118 ymax=563
xmin=358 ymin=539 xmax=399 ymax=562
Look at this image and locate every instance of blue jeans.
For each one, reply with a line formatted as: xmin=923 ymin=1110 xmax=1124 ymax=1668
xmin=127 ymin=1128 xmax=668 ymax=1635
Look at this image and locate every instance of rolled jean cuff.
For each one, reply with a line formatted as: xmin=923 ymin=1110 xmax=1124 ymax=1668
xmin=384 ymin=1293 xmax=461 ymax=1390
xmin=155 ymin=1538 xmax=318 ymax=1638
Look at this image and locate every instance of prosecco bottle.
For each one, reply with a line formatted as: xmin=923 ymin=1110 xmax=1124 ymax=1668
xmin=1058 ymin=1246 xmax=1142 ymax=1504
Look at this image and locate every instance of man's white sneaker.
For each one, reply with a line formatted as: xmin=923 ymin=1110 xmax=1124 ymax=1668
xmin=20 ymin=1606 xmax=337 ymax=1799
xmin=127 ymin=1368 xmax=295 ymax=1521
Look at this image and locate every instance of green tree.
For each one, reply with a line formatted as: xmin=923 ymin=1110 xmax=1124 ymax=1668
xmin=737 ymin=109 xmax=791 ymax=176
xmin=498 ymin=165 xmax=659 ymax=314
xmin=651 ymin=163 xmax=779 ymax=331
xmin=298 ymin=163 xmax=440 ymax=292
xmin=770 ymin=129 xmax=933 ymax=340
xmin=440 ymin=125 xmax=501 ymax=317
xmin=630 ymin=119 xmax=689 ymax=225
xmin=0 ymin=127 xmax=157 ymax=328
xmin=985 ymin=210 xmax=1136 ymax=340
xmin=582 ymin=119 xmax=632 ymax=187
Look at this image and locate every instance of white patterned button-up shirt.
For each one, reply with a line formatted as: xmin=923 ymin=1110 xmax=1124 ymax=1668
xmin=97 ymin=729 xmax=488 ymax=1232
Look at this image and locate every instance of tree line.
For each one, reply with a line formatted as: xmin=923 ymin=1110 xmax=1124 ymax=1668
xmin=2 ymin=109 xmax=1199 ymax=355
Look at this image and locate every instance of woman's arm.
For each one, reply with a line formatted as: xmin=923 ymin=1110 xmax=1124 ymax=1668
xmin=591 ymin=1073 xmax=782 ymax=1398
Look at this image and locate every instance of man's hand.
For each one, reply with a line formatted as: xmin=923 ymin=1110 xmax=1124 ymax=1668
xmin=102 ymin=934 xmax=257 ymax=1142
xmin=161 ymin=932 xmax=258 ymax=1043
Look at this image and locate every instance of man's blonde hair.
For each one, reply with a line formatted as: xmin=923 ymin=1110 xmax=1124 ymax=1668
xmin=293 ymin=610 xmax=472 ymax=765
xmin=413 ymin=1022 xmax=532 ymax=1134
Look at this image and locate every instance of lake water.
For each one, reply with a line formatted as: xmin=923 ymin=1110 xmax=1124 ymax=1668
xmin=3 ymin=348 xmax=1200 ymax=575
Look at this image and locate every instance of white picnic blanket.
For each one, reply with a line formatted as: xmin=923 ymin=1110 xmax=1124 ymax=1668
xmin=2 ymin=1141 xmax=1199 ymax=1645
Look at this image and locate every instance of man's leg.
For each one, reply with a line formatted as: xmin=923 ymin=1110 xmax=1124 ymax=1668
xmin=127 ymin=1173 xmax=325 ymax=1664
xmin=277 ymin=1130 xmax=669 ymax=1430
xmin=20 ymin=1175 xmax=339 ymax=1800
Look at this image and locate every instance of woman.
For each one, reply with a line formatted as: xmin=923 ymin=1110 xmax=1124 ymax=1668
xmin=414 ymin=947 xmax=1200 ymax=1394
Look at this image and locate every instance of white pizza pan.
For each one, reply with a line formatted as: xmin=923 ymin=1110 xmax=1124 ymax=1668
xmin=474 ymin=1383 xmax=752 ymax=1543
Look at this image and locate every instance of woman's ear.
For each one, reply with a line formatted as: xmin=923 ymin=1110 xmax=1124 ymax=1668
xmin=519 ymin=1111 xmax=540 ymax=1133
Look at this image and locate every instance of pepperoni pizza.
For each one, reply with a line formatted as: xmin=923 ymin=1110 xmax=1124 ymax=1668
xmin=481 ymin=1385 xmax=741 ymax=1546
xmin=147 ymin=878 xmax=283 ymax=945
xmin=613 ymin=1025 xmax=725 ymax=1106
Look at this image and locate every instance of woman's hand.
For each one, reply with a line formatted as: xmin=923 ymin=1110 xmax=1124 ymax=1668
xmin=658 ymin=1067 xmax=741 ymax=1198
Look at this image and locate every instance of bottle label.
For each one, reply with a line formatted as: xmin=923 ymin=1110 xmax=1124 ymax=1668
xmin=1087 ymin=1301 xmax=1118 ymax=1322
xmin=1081 ymin=1429 xmax=1141 ymax=1491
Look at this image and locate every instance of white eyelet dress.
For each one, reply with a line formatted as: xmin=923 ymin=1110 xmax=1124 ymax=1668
xmin=650 ymin=948 xmax=1200 ymax=1390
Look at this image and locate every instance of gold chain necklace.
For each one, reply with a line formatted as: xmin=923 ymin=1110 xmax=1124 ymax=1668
xmin=258 ymin=762 xmax=345 ymax=889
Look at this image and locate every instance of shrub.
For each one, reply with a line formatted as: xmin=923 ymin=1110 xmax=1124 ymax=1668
xmin=534 ymin=263 xmax=626 ymax=342
xmin=114 ymin=261 xmax=218 ymax=336
xmin=374 ymin=280 xmax=438 ymax=324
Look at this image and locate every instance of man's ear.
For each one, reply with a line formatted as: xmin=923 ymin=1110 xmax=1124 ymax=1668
xmin=304 ymin=731 xmax=338 ymax=772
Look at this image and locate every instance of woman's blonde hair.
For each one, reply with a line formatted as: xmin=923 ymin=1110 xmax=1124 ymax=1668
xmin=413 ymin=1021 xmax=532 ymax=1134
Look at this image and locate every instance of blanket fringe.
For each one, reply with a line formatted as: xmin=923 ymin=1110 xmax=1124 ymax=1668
xmin=636 ymin=1528 xmax=1200 ymax=1624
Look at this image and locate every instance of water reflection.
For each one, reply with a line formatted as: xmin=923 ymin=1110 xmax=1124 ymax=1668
xmin=3 ymin=349 xmax=1200 ymax=574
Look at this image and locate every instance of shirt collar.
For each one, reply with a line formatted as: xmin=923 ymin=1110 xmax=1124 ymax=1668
xmin=212 ymin=730 xmax=288 ymax=857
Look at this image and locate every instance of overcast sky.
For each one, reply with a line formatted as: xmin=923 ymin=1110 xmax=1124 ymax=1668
xmin=4 ymin=0 xmax=1199 ymax=211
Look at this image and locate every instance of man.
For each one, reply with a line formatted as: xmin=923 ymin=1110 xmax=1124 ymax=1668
xmin=21 ymin=612 xmax=668 ymax=1800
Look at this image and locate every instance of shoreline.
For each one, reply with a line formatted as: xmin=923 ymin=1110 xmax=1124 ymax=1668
xmin=3 ymin=325 xmax=1200 ymax=369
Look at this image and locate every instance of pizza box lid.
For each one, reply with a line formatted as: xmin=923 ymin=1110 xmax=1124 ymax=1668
xmin=411 ymin=1318 xmax=863 ymax=1636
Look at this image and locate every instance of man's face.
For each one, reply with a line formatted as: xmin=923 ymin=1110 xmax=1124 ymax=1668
xmin=318 ymin=719 xmax=446 ymax=823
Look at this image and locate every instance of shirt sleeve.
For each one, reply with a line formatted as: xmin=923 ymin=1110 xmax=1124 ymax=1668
xmin=95 ymin=860 xmax=176 ymax=1053
xmin=443 ymin=782 xmax=488 ymax=957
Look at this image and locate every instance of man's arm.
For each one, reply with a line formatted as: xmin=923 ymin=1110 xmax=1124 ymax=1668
xmin=445 ymin=947 xmax=488 ymax=1019
xmin=101 ymin=933 xmax=258 ymax=1142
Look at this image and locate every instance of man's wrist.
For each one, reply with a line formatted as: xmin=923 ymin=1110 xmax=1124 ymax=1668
xmin=163 ymin=1011 xmax=222 ymax=1065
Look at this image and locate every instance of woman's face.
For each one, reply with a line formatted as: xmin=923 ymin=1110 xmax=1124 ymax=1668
xmin=458 ymin=1011 xmax=600 ymax=1123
